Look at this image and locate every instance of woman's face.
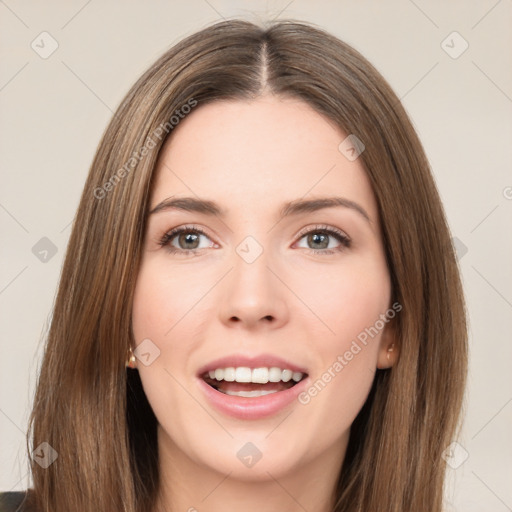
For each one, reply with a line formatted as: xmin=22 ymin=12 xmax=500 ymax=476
xmin=132 ymin=95 xmax=396 ymax=481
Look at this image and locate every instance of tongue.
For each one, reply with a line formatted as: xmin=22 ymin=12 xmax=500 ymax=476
xmin=210 ymin=380 xmax=293 ymax=394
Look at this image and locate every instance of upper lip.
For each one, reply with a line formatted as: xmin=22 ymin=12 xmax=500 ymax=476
xmin=197 ymin=353 xmax=308 ymax=377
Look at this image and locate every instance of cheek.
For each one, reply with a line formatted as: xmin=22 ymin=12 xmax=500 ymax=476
xmin=131 ymin=259 xmax=206 ymax=434
xmin=131 ymin=259 xmax=203 ymax=399
xmin=293 ymin=256 xmax=390 ymax=427
xmin=131 ymin=258 xmax=211 ymax=342
xmin=295 ymin=254 xmax=391 ymax=345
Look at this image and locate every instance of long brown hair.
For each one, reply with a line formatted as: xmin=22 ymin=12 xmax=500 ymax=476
xmin=26 ymin=19 xmax=467 ymax=512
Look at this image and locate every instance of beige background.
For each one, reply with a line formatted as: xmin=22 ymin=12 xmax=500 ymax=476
xmin=1 ymin=1 xmax=511 ymax=510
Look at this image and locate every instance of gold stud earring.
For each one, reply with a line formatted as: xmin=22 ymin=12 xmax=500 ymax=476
xmin=386 ymin=343 xmax=395 ymax=362
xmin=126 ymin=347 xmax=137 ymax=368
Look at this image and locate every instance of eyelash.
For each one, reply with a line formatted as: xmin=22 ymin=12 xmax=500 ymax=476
xmin=158 ymin=224 xmax=351 ymax=256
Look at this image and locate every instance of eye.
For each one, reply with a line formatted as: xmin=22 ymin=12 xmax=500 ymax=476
xmin=158 ymin=224 xmax=351 ymax=257
xmin=158 ymin=225 xmax=216 ymax=255
xmin=295 ymin=225 xmax=351 ymax=255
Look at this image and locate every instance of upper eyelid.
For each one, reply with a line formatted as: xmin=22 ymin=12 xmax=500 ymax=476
xmin=296 ymin=224 xmax=349 ymax=239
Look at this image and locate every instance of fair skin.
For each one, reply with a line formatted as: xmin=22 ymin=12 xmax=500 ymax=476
xmin=131 ymin=94 xmax=398 ymax=512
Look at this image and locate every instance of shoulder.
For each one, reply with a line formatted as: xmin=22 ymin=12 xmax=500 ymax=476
xmin=0 ymin=491 xmax=34 ymax=512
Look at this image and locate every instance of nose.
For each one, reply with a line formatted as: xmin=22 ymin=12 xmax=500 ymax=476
xmin=218 ymin=244 xmax=290 ymax=331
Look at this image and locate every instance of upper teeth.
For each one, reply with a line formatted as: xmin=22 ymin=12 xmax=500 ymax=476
xmin=207 ymin=367 xmax=304 ymax=384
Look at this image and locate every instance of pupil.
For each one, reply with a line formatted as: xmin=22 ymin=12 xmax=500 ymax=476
xmin=310 ymin=233 xmax=328 ymax=249
xmin=180 ymin=232 xmax=199 ymax=249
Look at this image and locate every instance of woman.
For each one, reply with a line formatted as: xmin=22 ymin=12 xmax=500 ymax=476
xmin=2 ymin=18 xmax=467 ymax=512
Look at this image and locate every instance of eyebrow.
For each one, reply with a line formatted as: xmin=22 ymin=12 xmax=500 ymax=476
xmin=149 ymin=196 xmax=371 ymax=224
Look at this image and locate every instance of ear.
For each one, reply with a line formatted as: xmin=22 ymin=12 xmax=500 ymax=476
xmin=376 ymin=316 xmax=399 ymax=369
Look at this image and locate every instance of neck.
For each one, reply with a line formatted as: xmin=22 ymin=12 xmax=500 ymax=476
xmin=153 ymin=426 xmax=348 ymax=512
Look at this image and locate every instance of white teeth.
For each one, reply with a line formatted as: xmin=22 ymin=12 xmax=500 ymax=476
xmin=252 ymin=367 xmax=269 ymax=384
xmin=223 ymin=367 xmax=235 ymax=382
xmin=223 ymin=389 xmax=278 ymax=397
xmin=281 ymin=369 xmax=293 ymax=382
xmin=268 ymin=367 xmax=282 ymax=382
xmin=235 ymin=367 xmax=252 ymax=382
xmin=204 ymin=366 xmax=305 ymax=384
xmin=292 ymin=372 xmax=303 ymax=382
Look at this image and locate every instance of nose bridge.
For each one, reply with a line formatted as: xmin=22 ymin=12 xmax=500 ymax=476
xmin=218 ymin=233 xmax=289 ymax=328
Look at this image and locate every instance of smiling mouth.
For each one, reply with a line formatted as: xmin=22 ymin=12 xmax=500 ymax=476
xmin=201 ymin=366 xmax=307 ymax=397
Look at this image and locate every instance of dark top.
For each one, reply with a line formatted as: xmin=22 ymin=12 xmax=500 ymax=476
xmin=0 ymin=492 xmax=31 ymax=512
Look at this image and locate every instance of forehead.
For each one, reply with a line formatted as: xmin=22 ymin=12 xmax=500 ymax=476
xmin=150 ymin=95 xmax=378 ymax=223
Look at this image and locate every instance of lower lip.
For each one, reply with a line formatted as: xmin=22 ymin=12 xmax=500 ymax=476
xmin=197 ymin=377 xmax=309 ymax=420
